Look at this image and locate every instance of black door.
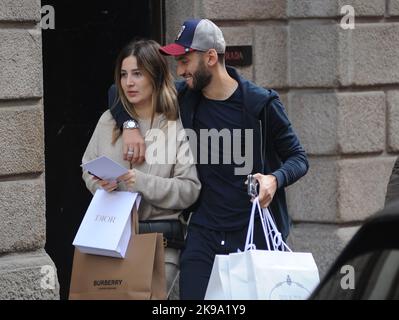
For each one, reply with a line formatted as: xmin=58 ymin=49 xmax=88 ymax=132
xmin=42 ymin=0 xmax=163 ymax=299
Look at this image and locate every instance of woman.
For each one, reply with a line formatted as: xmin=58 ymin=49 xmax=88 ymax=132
xmin=81 ymin=40 xmax=201 ymax=298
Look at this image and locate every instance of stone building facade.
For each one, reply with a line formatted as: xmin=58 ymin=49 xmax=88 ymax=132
xmin=0 ymin=0 xmax=59 ymax=299
xmin=0 ymin=0 xmax=398 ymax=299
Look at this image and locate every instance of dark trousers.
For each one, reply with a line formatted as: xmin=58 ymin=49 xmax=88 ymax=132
xmin=179 ymin=219 xmax=278 ymax=300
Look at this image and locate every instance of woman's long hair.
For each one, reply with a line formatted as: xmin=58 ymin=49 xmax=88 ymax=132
xmin=111 ymin=39 xmax=178 ymax=143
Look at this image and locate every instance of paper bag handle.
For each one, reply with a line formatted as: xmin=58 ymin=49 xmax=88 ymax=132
xmin=132 ymin=210 xmax=139 ymax=235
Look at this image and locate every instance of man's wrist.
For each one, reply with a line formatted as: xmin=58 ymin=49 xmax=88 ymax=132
xmin=123 ymin=119 xmax=140 ymax=130
xmin=270 ymin=174 xmax=278 ymax=188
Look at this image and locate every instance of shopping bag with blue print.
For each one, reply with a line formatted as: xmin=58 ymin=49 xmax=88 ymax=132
xmin=229 ymin=198 xmax=320 ymax=300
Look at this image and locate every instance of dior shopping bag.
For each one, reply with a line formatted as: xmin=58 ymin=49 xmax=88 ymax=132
xmin=69 ymin=211 xmax=166 ymax=300
xmin=72 ymin=189 xmax=140 ymax=258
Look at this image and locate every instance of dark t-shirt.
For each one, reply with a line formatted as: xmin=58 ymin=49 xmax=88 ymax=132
xmin=190 ymin=87 xmax=253 ymax=230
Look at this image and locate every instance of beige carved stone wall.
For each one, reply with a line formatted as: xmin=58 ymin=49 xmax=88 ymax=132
xmin=0 ymin=0 xmax=59 ymax=299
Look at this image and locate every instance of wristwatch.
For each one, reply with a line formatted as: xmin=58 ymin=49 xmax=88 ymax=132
xmin=123 ymin=119 xmax=140 ymax=130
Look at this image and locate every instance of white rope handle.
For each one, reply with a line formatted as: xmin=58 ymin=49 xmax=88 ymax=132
xmin=244 ymin=199 xmax=258 ymax=251
xmin=256 ymin=199 xmax=292 ymax=252
xmin=244 ymin=197 xmax=273 ymax=251
xmin=243 ymin=197 xmax=292 ymax=252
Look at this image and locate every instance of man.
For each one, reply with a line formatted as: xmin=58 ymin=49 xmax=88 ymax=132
xmin=109 ymin=19 xmax=309 ymax=299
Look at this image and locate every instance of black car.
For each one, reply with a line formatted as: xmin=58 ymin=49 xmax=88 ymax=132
xmin=310 ymin=199 xmax=399 ymax=300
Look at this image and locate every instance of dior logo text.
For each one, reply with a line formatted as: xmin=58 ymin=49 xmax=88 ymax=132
xmin=95 ymin=215 xmax=116 ymax=223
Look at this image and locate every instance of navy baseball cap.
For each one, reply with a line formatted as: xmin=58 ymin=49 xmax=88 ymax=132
xmin=160 ymin=19 xmax=226 ymax=56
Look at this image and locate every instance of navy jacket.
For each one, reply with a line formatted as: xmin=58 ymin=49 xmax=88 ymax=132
xmin=108 ymin=66 xmax=309 ymax=238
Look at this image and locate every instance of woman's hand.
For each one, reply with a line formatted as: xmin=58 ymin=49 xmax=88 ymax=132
xmin=117 ymin=169 xmax=136 ymax=192
xmin=91 ymin=175 xmax=118 ymax=193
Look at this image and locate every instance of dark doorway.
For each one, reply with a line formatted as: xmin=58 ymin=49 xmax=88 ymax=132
xmin=42 ymin=0 xmax=163 ymax=299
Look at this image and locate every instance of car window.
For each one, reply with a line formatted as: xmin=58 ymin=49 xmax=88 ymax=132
xmin=311 ymin=249 xmax=399 ymax=300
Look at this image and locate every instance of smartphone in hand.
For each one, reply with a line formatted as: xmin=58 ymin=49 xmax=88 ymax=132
xmin=88 ymin=171 xmax=101 ymax=180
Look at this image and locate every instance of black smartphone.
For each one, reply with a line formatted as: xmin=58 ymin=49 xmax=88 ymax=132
xmin=88 ymin=171 xmax=101 ymax=180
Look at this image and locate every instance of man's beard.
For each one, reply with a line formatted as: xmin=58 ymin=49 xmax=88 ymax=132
xmin=190 ymin=59 xmax=212 ymax=92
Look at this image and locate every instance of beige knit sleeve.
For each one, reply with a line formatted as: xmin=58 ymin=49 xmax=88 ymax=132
xmin=81 ymin=120 xmax=102 ymax=195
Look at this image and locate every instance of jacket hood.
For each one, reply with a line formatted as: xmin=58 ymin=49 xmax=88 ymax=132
xmin=226 ymin=66 xmax=279 ymax=117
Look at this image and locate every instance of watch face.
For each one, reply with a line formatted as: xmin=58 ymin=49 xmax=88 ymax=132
xmin=124 ymin=120 xmax=138 ymax=129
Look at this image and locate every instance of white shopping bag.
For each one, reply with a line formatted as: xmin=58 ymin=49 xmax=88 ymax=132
xmin=73 ymin=189 xmax=140 ymax=258
xmin=205 ymin=198 xmax=319 ymax=300
xmin=204 ymin=255 xmax=232 ymax=300
xmin=227 ymin=251 xmax=256 ymax=300
xmin=246 ymin=250 xmax=319 ymax=299
xmin=205 ymin=199 xmax=259 ymax=300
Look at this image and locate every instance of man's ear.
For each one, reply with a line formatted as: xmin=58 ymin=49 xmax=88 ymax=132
xmin=206 ymin=49 xmax=218 ymax=67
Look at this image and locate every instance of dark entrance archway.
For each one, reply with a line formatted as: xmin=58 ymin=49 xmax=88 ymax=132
xmin=42 ymin=0 xmax=164 ymax=299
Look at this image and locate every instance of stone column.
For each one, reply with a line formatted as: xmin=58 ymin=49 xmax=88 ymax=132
xmin=165 ymin=0 xmax=398 ymax=280
xmin=0 ymin=0 xmax=59 ymax=299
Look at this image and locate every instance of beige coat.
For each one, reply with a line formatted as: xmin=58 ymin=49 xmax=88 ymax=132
xmin=82 ymin=110 xmax=201 ymax=221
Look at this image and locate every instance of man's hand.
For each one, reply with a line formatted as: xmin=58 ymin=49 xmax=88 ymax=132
xmin=122 ymin=128 xmax=146 ymax=164
xmin=117 ymin=170 xmax=136 ymax=192
xmin=253 ymin=173 xmax=278 ymax=208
